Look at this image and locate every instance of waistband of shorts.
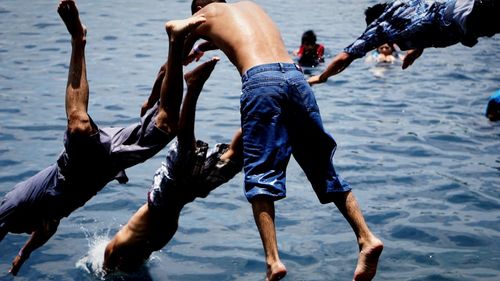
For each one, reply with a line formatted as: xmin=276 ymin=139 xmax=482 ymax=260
xmin=241 ymin=63 xmax=302 ymax=82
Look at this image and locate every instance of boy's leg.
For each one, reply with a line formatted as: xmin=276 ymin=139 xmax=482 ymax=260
xmin=294 ymin=138 xmax=383 ymax=280
xmin=332 ymin=191 xmax=383 ymax=281
xmin=155 ymin=16 xmax=206 ymax=135
xmin=240 ymin=76 xmax=291 ymax=281
xmin=177 ymin=56 xmax=219 ymax=148
xmin=287 ymin=76 xmax=383 ymax=280
xmin=60 ymin=0 xmax=94 ymax=136
xmin=251 ymin=197 xmax=287 ymax=281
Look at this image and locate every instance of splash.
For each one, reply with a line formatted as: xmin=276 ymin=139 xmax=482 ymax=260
xmin=75 ymin=227 xmax=112 ymax=280
xmin=75 ymin=226 xmax=163 ymax=280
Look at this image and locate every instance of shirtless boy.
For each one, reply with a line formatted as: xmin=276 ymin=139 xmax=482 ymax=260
xmin=0 ymin=0 xmax=206 ymax=275
xmin=178 ymin=1 xmax=383 ymax=280
xmin=102 ymin=19 xmax=244 ymax=271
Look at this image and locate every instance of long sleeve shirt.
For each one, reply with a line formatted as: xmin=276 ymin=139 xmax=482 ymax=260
xmin=344 ymin=0 xmax=477 ymax=58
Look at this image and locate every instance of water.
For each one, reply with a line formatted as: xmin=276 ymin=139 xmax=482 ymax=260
xmin=0 ymin=0 xmax=499 ymax=280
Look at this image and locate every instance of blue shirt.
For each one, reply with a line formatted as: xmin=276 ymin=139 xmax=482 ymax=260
xmin=344 ymin=0 xmax=476 ymax=58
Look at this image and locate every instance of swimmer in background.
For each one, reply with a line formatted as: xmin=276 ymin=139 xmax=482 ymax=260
xmin=293 ymin=30 xmax=325 ymax=68
xmin=365 ymin=43 xmax=403 ymax=64
xmin=365 ymin=43 xmax=405 ymax=78
xmin=486 ymin=90 xmax=500 ymax=121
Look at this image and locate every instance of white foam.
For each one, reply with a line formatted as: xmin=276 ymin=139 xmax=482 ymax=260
xmin=75 ymin=228 xmax=111 ymax=280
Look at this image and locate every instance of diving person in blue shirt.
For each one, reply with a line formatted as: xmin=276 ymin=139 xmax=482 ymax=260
xmin=309 ymin=0 xmax=499 ymax=85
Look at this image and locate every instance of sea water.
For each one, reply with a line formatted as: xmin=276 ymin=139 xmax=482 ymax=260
xmin=0 ymin=0 xmax=499 ymax=280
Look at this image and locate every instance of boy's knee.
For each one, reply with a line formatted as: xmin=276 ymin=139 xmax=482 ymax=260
xmin=67 ymin=110 xmax=93 ymax=135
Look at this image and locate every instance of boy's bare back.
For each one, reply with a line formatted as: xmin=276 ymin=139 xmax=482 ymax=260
xmin=193 ymin=1 xmax=293 ymax=74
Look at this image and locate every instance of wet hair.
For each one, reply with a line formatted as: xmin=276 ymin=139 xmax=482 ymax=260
xmin=365 ymin=3 xmax=388 ymax=25
xmin=301 ymin=30 xmax=317 ymax=45
xmin=486 ymin=93 xmax=500 ymax=121
xmin=377 ymin=43 xmax=395 ymax=53
xmin=191 ymin=0 xmax=226 ymax=14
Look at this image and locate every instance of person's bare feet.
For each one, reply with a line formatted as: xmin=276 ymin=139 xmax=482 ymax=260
xmin=57 ymin=0 xmax=86 ymax=42
xmin=266 ymin=261 xmax=287 ymax=281
xmin=165 ymin=15 xmax=206 ymax=41
xmin=353 ymin=237 xmax=383 ymax=281
xmin=184 ymin=57 xmax=219 ymax=92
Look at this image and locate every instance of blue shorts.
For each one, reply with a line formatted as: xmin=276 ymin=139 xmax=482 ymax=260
xmin=240 ymin=63 xmax=351 ymax=204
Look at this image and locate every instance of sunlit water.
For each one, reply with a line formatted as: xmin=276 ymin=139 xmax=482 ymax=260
xmin=0 ymin=1 xmax=499 ymax=280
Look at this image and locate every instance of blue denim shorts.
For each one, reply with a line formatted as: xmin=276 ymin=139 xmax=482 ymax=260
xmin=240 ymin=63 xmax=350 ymax=204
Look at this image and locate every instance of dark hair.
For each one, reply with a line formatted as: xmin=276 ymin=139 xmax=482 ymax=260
xmin=486 ymin=94 xmax=500 ymax=121
xmin=364 ymin=3 xmax=388 ymax=25
xmin=377 ymin=43 xmax=395 ymax=53
xmin=301 ymin=30 xmax=317 ymax=45
xmin=191 ymin=0 xmax=226 ymax=14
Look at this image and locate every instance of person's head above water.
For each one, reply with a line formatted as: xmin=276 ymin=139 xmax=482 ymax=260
xmin=301 ymin=30 xmax=317 ymax=47
xmin=191 ymin=0 xmax=226 ymax=14
xmin=377 ymin=43 xmax=395 ymax=55
xmin=486 ymin=90 xmax=500 ymax=121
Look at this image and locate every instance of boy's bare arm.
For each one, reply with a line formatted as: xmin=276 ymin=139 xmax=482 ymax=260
xmin=308 ymin=52 xmax=354 ymax=85
xmin=220 ymin=128 xmax=243 ymax=161
xmin=402 ymin=48 xmax=424 ymax=69
xmin=183 ymin=5 xmax=221 ymax=65
xmin=9 ymin=220 xmax=59 ymax=276
xmin=141 ymin=64 xmax=167 ymax=116
xmin=184 ymin=41 xmax=219 ymax=65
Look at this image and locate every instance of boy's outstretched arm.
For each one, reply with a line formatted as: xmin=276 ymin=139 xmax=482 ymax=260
xmin=402 ymin=48 xmax=424 ymax=69
xmin=220 ymin=128 xmax=243 ymax=162
xmin=9 ymin=219 xmax=59 ymax=276
xmin=183 ymin=41 xmax=218 ymax=65
xmin=308 ymin=52 xmax=354 ymax=85
xmin=141 ymin=63 xmax=167 ymax=116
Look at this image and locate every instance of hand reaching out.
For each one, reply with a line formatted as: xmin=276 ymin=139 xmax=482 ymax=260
xmin=402 ymin=48 xmax=424 ymax=69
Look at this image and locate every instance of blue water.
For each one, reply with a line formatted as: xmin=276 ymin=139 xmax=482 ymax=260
xmin=0 ymin=0 xmax=499 ymax=280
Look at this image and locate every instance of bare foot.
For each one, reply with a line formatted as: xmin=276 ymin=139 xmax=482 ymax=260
xmin=353 ymin=237 xmax=383 ymax=281
xmin=165 ymin=15 xmax=206 ymax=41
xmin=57 ymin=0 xmax=86 ymax=42
xmin=184 ymin=57 xmax=220 ymax=92
xmin=266 ymin=261 xmax=287 ymax=281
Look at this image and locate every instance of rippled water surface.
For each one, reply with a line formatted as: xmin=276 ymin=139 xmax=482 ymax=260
xmin=0 ymin=0 xmax=499 ymax=280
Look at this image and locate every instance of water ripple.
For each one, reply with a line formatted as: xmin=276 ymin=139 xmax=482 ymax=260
xmin=0 ymin=1 xmax=498 ymax=280
xmin=390 ymin=226 xmax=440 ymax=243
